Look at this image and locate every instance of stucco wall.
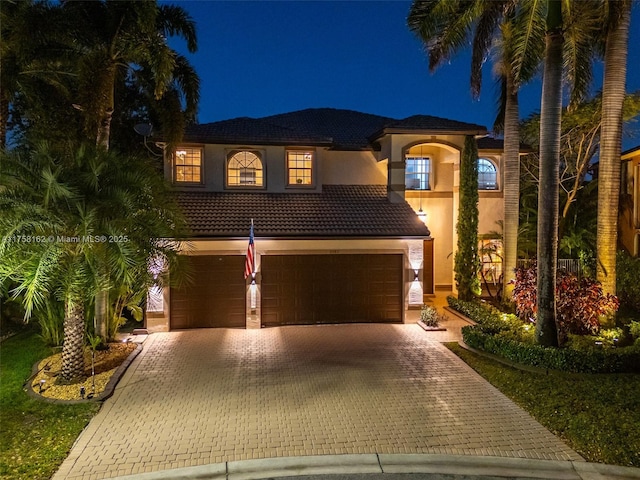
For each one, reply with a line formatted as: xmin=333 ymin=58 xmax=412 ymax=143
xmin=165 ymin=135 xmax=508 ymax=292
xmin=620 ymin=155 xmax=640 ymax=255
xmin=321 ymin=150 xmax=387 ymax=185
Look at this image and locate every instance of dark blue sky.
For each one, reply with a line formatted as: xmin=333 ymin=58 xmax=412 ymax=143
xmin=169 ymin=1 xmax=640 ymax=148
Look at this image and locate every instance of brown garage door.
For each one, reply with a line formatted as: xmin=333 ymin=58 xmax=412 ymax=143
xmin=170 ymin=255 xmax=246 ymax=329
xmin=261 ymin=254 xmax=403 ymax=327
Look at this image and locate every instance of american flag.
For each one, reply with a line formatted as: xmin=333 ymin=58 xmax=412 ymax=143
xmin=244 ymin=221 xmax=255 ymax=279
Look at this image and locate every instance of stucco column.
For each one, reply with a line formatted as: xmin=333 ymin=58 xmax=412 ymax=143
xmin=246 ymin=252 xmax=261 ymax=329
xmin=388 ymin=160 xmax=406 ymax=203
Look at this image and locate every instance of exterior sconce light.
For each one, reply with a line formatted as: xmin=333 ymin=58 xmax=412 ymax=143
xmin=414 ymin=270 xmax=420 ymax=281
xmin=417 ymin=208 xmax=427 ymax=223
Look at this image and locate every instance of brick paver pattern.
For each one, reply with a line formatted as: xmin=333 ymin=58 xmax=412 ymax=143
xmin=54 ymin=324 xmax=581 ymax=479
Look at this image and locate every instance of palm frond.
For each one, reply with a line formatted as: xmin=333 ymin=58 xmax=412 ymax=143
xmin=158 ymin=4 xmax=198 ymax=53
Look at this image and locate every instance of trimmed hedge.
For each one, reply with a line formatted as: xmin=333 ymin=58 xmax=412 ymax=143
xmin=449 ymin=296 xmax=640 ymax=373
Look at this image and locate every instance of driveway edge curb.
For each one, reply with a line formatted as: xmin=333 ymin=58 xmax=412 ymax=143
xmin=107 ymin=454 xmax=640 ymax=480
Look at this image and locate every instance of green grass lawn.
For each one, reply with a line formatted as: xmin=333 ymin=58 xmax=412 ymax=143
xmin=446 ymin=343 xmax=640 ymax=467
xmin=0 ymin=331 xmax=100 ymax=480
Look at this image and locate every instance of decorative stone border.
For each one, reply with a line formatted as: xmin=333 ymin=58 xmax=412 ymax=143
xmin=416 ymin=320 xmax=447 ymax=332
xmin=24 ymin=343 xmax=143 ymax=404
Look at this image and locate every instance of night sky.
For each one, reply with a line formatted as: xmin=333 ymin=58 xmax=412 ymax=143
xmin=168 ymin=1 xmax=640 ymax=149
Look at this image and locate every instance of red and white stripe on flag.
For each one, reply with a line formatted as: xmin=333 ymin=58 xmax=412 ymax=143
xmin=244 ymin=222 xmax=255 ymax=279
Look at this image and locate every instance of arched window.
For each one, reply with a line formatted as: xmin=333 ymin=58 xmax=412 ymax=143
xmin=478 ymin=158 xmax=498 ymax=190
xmin=228 ymin=151 xmax=263 ymax=187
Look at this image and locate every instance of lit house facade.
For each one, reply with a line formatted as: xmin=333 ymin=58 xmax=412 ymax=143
xmin=147 ymin=109 xmax=506 ymax=331
xmin=621 ymin=145 xmax=640 ymax=256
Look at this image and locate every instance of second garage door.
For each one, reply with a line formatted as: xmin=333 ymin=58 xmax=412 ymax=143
xmin=261 ymin=254 xmax=403 ymax=326
xmin=170 ymin=255 xmax=246 ymax=329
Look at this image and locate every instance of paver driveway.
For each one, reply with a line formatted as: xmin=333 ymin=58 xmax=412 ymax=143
xmin=54 ymin=324 xmax=581 ymax=480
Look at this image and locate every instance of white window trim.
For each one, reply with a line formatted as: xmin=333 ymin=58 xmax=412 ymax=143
xmin=405 ymin=155 xmax=432 ymax=191
xmin=478 ymin=157 xmax=499 ymax=191
xmin=173 ymin=146 xmax=204 ymax=185
xmin=226 ymin=149 xmax=266 ymax=189
xmin=286 ymin=149 xmax=316 ymax=188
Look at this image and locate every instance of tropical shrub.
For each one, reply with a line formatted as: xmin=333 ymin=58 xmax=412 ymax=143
xmin=420 ymin=305 xmax=441 ymax=327
xmin=462 ymin=325 xmax=640 ymax=373
xmin=617 ymin=250 xmax=640 ymax=312
xmin=449 ymin=296 xmax=640 ymax=372
xmin=36 ymin=299 xmax=65 ymax=346
xmin=630 ymin=321 xmax=640 ymax=345
xmin=511 ymin=264 xmax=619 ymax=343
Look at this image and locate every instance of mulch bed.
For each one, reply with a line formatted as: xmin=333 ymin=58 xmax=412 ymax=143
xmin=31 ymin=342 xmax=137 ymax=401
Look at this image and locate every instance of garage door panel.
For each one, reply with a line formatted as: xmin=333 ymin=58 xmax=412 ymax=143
xmin=170 ymin=255 xmax=246 ymax=329
xmin=261 ymin=254 xmax=402 ymax=327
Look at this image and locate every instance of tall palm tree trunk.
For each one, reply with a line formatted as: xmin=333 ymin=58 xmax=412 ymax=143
xmin=536 ymin=0 xmax=563 ymax=347
xmin=61 ymin=297 xmax=86 ymax=382
xmin=94 ymin=64 xmax=116 ymax=340
xmin=95 ymin=62 xmax=116 ymax=150
xmin=597 ymin=0 xmax=631 ymax=296
xmin=502 ymin=76 xmax=520 ymax=301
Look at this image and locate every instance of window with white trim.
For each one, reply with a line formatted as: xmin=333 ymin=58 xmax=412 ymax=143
xmin=174 ymin=147 xmax=202 ymax=183
xmin=287 ymin=151 xmax=313 ymax=186
xmin=405 ymin=156 xmax=431 ymax=190
xmin=478 ymin=158 xmax=498 ymax=190
xmin=227 ymin=151 xmax=263 ymax=187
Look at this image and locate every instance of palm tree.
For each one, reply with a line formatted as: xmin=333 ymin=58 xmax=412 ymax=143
xmin=0 ymin=144 xmax=187 ymax=381
xmin=38 ymin=1 xmax=200 ymax=338
xmin=408 ymin=0 xmax=547 ymax=302
xmin=535 ymin=0 xmax=563 ymax=347
xmin=0 ymin=0 xmax=76 ymax=149
xmin=2 ymin=1 xmax=200 ymax=153
xmin=596 ymin=0 xmax=633 ymax=297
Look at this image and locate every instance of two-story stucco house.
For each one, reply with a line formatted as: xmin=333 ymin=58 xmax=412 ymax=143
xmin=620 ymin=145 xmax=640 ymax=256
xmin=147 ymin=108 xmax=506 ymax=331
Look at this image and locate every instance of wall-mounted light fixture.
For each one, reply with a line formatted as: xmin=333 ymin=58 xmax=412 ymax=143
xmin=414 ymin=269 xmax=420 ymax=281
xmin=417 ymin=189 xmax=427 ymax=223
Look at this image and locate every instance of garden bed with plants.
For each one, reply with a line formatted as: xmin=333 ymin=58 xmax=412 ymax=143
xmin=448 ymin=263 xmax=640 ymax=373
xmin=29 ymin=342 xmax=138 ymax=402
xmin=451 ymin=296 xmax=640 ymax=373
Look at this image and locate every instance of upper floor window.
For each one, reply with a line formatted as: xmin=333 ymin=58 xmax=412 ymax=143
xmin=174 ymin=147 xmax=202 ymax=183
xmin=287 ymin=151 xmax=313 ymax=186
xmin=228 ymin=151 xmax=263 ymax=187
xmin=405 ymin=156 xmax=431 ymax=190
xmin=478 ymin=158 xmax=498 ymax=190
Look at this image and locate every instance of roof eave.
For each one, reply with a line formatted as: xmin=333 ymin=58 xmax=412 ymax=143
xmin=369 ymin=127 xmax=488 ymax=142
xmin=184 ymin=234 xmax=432 ymax=240
xmin=621 ymin=145 xmax=640 ymax=160
xmin=181 ymin=137 xmax=334 ymax=147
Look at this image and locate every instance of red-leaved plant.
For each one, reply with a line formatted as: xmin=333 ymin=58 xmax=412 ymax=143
xmin=511 ymin=263 xmax=619 ymax=344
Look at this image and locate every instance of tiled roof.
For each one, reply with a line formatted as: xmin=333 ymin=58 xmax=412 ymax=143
xmin=476 ymin=137 xmax=505 ymax=150
xmin=175 ymin=185 xmax=430 ymax=238
xmin=377 ymin=115 xmax=487 ymax=135
xmin=183 ymin=108 xmax=488 ymax=150
xmin=262 ymin=108 xmax=393 ymax=150
xmin=476 ymin=136 xmax=532 ymax=152
xmin=182 ymin=117 xmax=333 ymax=146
